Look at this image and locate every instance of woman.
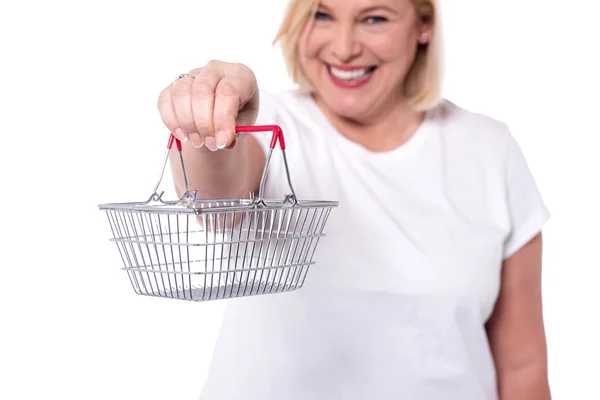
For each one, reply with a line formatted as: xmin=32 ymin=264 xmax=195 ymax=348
xmin=157 ymin=0 xmax=551 ymax=399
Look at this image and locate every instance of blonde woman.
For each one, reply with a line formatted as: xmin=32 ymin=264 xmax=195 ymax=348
xmin=157 ymin=0 xmax=551 ymax=399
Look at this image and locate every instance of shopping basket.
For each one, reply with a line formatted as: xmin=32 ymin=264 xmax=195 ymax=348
xmin=98 ymin=125 xmax=338 ymax=302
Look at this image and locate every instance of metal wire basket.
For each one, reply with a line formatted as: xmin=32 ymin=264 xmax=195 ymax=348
xmin=98 ymin=125 xmax=338 ymax=302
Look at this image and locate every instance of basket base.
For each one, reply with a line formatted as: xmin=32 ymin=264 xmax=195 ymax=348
xmin=130 ymin=280 xmax=304 ymax=302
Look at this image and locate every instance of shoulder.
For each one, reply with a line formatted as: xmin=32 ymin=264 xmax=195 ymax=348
xmin=430 ymin=98 xmax=521 ymax=168
xmin=434 ymin=98 xmax=513 ymax=147
xmin=431 ymin=100 xmax=550 ymax=259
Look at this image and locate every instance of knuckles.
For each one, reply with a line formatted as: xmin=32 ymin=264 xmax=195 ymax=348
xmin=172 ymin=80 xmax=193 ymax=97
xmin=204 ymin=59 xmax=253 ymax=78
xmin=206 ymin=59 xmax=222 ymax=69
xmin=192 ymin=78 xmax=217 ymax=96
xmin=217 ymin=80 xmax=239 ymax=97
xmin=160 ymin=60 xmax=257 ymax=135
xmin=232 ymin=62 xmax=252 ymax=76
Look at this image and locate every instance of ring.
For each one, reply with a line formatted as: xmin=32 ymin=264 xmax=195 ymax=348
xmin=175 ymin=73 xmax=193 ymax=80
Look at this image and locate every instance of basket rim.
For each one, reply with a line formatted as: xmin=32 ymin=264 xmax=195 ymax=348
xmin=98 ymin=198 xmax=339 ymax=213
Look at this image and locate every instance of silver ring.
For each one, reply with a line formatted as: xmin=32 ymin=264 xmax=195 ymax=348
xmin=175 ymin=73 xmax=193 ymax=80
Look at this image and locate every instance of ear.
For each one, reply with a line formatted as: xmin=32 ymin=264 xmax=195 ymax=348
xmin=416 ymin=5 xmax=434 ymax=44
xmin=418 ymin=28 xmax=432 ymax=44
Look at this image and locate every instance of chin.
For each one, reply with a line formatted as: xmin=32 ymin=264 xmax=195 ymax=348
xmin=323 ymin=95 xmax=372 ymax=120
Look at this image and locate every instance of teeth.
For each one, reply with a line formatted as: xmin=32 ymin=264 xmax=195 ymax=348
xmin=329 ymin=66 xmax=372 ymax=80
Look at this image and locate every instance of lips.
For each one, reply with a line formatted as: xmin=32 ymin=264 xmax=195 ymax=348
xmin=326 ymin=64 xmax=377 ymax=88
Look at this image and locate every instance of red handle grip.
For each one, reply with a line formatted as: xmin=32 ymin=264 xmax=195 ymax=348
xmin=167 ymin=134 xmax=183 ymax=151
xmin=167 ymin=125 xmax=285 ymax=151
xmin=236 ymin=125 xmax=285 ymax=150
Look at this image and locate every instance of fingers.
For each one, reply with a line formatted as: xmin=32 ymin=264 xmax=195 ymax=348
xmin=212 ymin=64 xmax=258 ymax=149
xmin=213 ymin=79 xmax=240 ymax=149
xmin=158 ymin=72 xmax=197 ymax=144
xmin=157 ymin=86 xmax=182 ymax=140
xmin=191 ymin=64 xmax=224 ymax=150
xmin=171 ymin=74 xmax=196 ymax=142
xmin=157 ymin=61 xmax=258 ymax=151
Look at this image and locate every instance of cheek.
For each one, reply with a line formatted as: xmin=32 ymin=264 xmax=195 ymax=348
xmin=364 ymin=27 xmax=418 ymax=62
xmin=369 ymin=40 xmax=409 ymax=62
xmin=301 ymin=31 xmax=328 ymax=61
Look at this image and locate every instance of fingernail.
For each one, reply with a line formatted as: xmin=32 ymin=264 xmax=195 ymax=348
xmin=225 ymin=138 xmax=237 ymax=150
xmin=216 ymin=131 xmax=228 ymax=149
xmin=189 ymin=132 xmax=203 ymax=148
xmin=174 ymin=127 xmax=185 ymax=141
xmin=204 ymin=136 xmax=217 ymax=151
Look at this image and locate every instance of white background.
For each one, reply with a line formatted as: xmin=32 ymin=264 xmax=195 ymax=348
xmin=1 ymin=0 xmax=598 ymax=399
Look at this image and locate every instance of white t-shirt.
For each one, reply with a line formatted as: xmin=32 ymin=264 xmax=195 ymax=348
xmin=198 ymin=89 xmax=550 ymax=400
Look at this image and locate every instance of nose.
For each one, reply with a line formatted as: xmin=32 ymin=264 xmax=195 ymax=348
xmin=331 ymin=23 xmax=361 ymax=62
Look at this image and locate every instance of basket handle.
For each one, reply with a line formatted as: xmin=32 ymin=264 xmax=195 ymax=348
xmin=149 ymin=133 xmax=188 ymax=203
xmin=236 ymin=124 xmax=285 ymax=150
xmin=149 ymin=125 xmax=297 ymax=206
xmin=235 ymin=125 xmax=297 ymax=206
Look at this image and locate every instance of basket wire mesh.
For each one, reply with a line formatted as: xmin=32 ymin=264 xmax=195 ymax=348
xmin=98 ymin=125 xmax=338 ymax=301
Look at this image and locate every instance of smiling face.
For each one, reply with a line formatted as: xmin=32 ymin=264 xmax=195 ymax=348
xmin=298 ymin=0 xmax=431 ymax=122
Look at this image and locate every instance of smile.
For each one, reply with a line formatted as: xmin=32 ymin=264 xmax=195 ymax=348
xmin=326 ymin=64 xmax=377 ymax=88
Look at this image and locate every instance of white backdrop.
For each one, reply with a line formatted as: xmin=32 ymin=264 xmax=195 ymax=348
xmin=1 ymin=0 xmax=598 ymax=399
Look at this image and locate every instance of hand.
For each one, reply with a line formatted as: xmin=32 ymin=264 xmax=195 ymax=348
xmin=157 ymin=60 xmax=259 ymax=151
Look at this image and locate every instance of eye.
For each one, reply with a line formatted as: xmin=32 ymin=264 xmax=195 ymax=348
xmin=314 ymin=11 xmax=331 ymax=21
xmin=364 ymin=16 xmax=388 ymax=24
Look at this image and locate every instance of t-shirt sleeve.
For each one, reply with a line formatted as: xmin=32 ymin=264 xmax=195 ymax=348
xmin=502 ymin=130 xmax=551 ymax=259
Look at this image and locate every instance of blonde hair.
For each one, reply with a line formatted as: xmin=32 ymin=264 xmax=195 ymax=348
xmin=272 ymin=0 xmax=444 ymax=111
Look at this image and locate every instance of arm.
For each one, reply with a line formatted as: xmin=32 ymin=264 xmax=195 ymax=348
xmin=157 ymin=61 xmax=266 ymax=200
xmin=169 ymin=132 xmax=265 ymax=200
xmin=485 ymin=232 xmax=551 ymax=400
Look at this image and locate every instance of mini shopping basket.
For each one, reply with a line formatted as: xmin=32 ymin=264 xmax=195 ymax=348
xmin=98 ymin=125 xmax=338 ymax=302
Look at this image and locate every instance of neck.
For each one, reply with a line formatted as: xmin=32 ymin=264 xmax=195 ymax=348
xmin=312 ymin=94 xmax=426 ymax=153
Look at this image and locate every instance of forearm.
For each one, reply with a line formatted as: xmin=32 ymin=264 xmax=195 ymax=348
xmin=169 ymin=136 xmax=263 ymax=200
xmin=497 ymin=362 xmax=551 ymax=400
xmin=486 ymin=233 xmax=551 ymax=400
